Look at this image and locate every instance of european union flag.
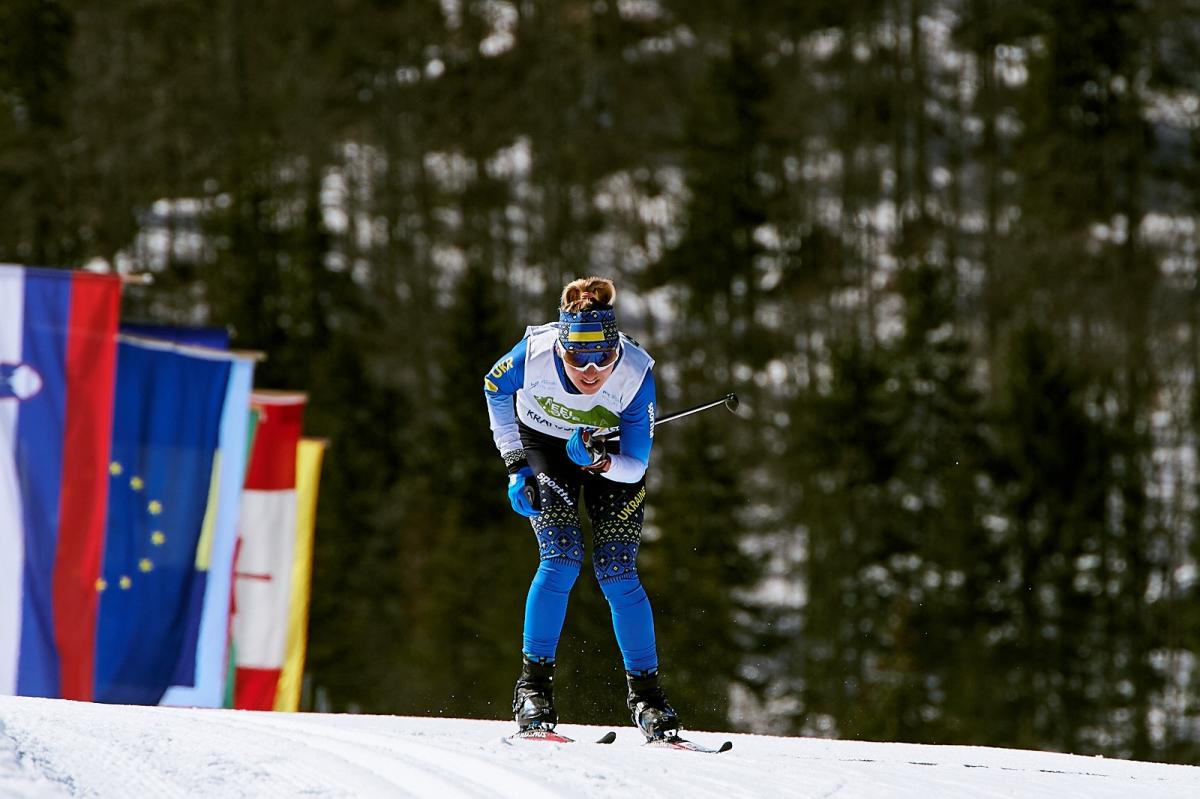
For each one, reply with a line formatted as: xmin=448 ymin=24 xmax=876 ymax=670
xmin=120 ymin=322 xmax=231 ymax=350
xmin=94 ymin=340 xmax=230 ymax=704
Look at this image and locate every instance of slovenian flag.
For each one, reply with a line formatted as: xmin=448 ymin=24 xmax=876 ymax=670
xmin=0 ymin=264 xmax=121 ymax=700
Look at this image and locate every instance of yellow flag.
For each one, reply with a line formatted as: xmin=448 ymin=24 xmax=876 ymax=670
xmin=273 ymin=438 xmax=326 ymax=712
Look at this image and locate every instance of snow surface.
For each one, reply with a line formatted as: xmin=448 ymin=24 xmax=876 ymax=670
xmin=1 ymin=696 xmax=1199 ymax=798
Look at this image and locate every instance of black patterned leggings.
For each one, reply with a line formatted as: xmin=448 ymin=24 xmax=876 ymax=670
xmin=518 ymin=423 xmax=658 ymax=671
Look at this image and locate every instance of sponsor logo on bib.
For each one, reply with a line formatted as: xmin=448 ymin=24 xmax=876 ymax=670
xmin=534 ymin=396 xmax=620 ymax=428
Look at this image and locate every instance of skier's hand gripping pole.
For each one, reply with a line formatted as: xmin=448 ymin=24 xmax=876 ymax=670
xmin=509 ymin=467 xmax=541 ymax=516
xmin=566 ymin=427 xmax=611 ymax=471
xmin=510 ymin=393 xmax=737 ymax=517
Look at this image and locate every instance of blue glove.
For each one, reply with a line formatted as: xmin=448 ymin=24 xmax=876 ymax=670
xmin=566 ymin=428 xmax=610 ymax=471
xmin=508 ymin=466 xmax=541 ymax=517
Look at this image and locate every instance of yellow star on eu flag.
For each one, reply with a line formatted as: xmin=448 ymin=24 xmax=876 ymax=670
xmin=151 ymin=531 xmax=166 ymax=546
xmin=130 ymin=476 xmax=144 ymax=491
xmin=138 ymin=559 xmax=153 ymax=573
xmin=119 ymin=576 xmax=132 ymax=590
xmin=95 ymin=578 xmax=107 ymax=592
xmin=109 ymin=462 xmax=123 ymax=476
xmin=148 ymin=500 xmax=163 ymax=515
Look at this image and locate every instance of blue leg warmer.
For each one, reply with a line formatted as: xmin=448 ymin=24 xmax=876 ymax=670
xmin=522 ymin=558 xmax=581 ymax=661
xmin=598 ymin=576 xmax=658 ymax=673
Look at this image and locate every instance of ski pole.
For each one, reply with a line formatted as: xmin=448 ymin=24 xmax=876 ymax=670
xmin=596 ymin=392 xmax=739 ymax=444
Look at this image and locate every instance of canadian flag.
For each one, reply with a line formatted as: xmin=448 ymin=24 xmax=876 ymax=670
xmin=231 ymin=391 xmax=306 ymax=710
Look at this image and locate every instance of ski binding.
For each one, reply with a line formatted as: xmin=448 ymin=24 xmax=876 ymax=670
xmin=645 ymin=734 xmax=732 ymax=754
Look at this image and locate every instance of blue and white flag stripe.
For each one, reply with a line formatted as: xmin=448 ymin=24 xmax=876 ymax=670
xmin=12 ymin=275 xmax=71 ymax=697
xmin=0 ymin=268 xmax=26 ymax=694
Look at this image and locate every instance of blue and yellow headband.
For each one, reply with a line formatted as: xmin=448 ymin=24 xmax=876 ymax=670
xmin=558 ymin=306 xmax=619 ymax=352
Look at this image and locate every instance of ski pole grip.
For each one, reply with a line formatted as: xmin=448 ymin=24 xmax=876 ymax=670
xmin=523 ymin=483 xmax=541 ymax=512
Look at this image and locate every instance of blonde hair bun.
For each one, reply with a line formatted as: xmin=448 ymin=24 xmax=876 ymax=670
xmin=560 ymin=277 xmax=616 ymax=313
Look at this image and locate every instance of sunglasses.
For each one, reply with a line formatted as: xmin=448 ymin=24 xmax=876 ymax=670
xmin=559 ymin=345 xmax=620 ymax=372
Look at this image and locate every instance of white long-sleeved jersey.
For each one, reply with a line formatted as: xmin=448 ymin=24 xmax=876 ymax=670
xmin=484 ymin=323 xmax=656 ymax=483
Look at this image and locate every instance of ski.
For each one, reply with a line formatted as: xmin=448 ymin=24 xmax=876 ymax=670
xmin=504 ymin=728 xmax=617 ymax=745
xmin=644 ymin=735 xmax=732 ymax=754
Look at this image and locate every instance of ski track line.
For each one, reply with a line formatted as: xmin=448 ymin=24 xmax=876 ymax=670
xmin=812 ymin=778 xmax=847 ymax=799
xmin=207 ymin=712 xmax=508 ymax=798
xmin=619 ymin=741 xmax=812 ymax=799
xmin=150 ymin=708 xmax=413 ymax=799
xmin=779 ymin=752 xmax=1200 ymax=799
xmin=0 ymin=716 xmax=70 ymax=799
xmin=4 ymin=700 xmax=391 ymax=799
xmin=206 ymin=711 xmax=570 ymax=799
xmin=787 ymin=752 xmax=1189 ymax=788
xmin=0 ymin=705 xmax=192 ymax=799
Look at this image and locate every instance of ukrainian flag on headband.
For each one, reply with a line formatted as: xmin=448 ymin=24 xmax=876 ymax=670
xmin=0 ymin=265 xmax=121 ymax=700
xmin=93 ymin=338 xmax=231 ymax=704
xmin=566 ymin=322 xmax=606 ymax=343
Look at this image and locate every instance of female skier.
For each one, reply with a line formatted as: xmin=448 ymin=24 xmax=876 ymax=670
xmin=483 ymin=276 xmax=680 ymax=741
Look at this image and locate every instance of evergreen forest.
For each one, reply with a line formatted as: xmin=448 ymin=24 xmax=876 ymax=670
xmin=4 ymin=0 xmax=1200 ymax=764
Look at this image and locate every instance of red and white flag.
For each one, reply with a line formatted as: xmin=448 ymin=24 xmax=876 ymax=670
xmin=231 ymin=391 xmax=305 ymax=709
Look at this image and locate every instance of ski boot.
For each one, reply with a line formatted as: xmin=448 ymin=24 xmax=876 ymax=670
xmin=513 ymin=655 xmax=558 ymax=731
xmin=626 ymin=669 xmax=682 ymax=741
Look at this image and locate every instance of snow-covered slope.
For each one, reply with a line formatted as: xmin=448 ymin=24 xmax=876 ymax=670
xmin=1 ymin=696 xmax=1198 ymax=798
